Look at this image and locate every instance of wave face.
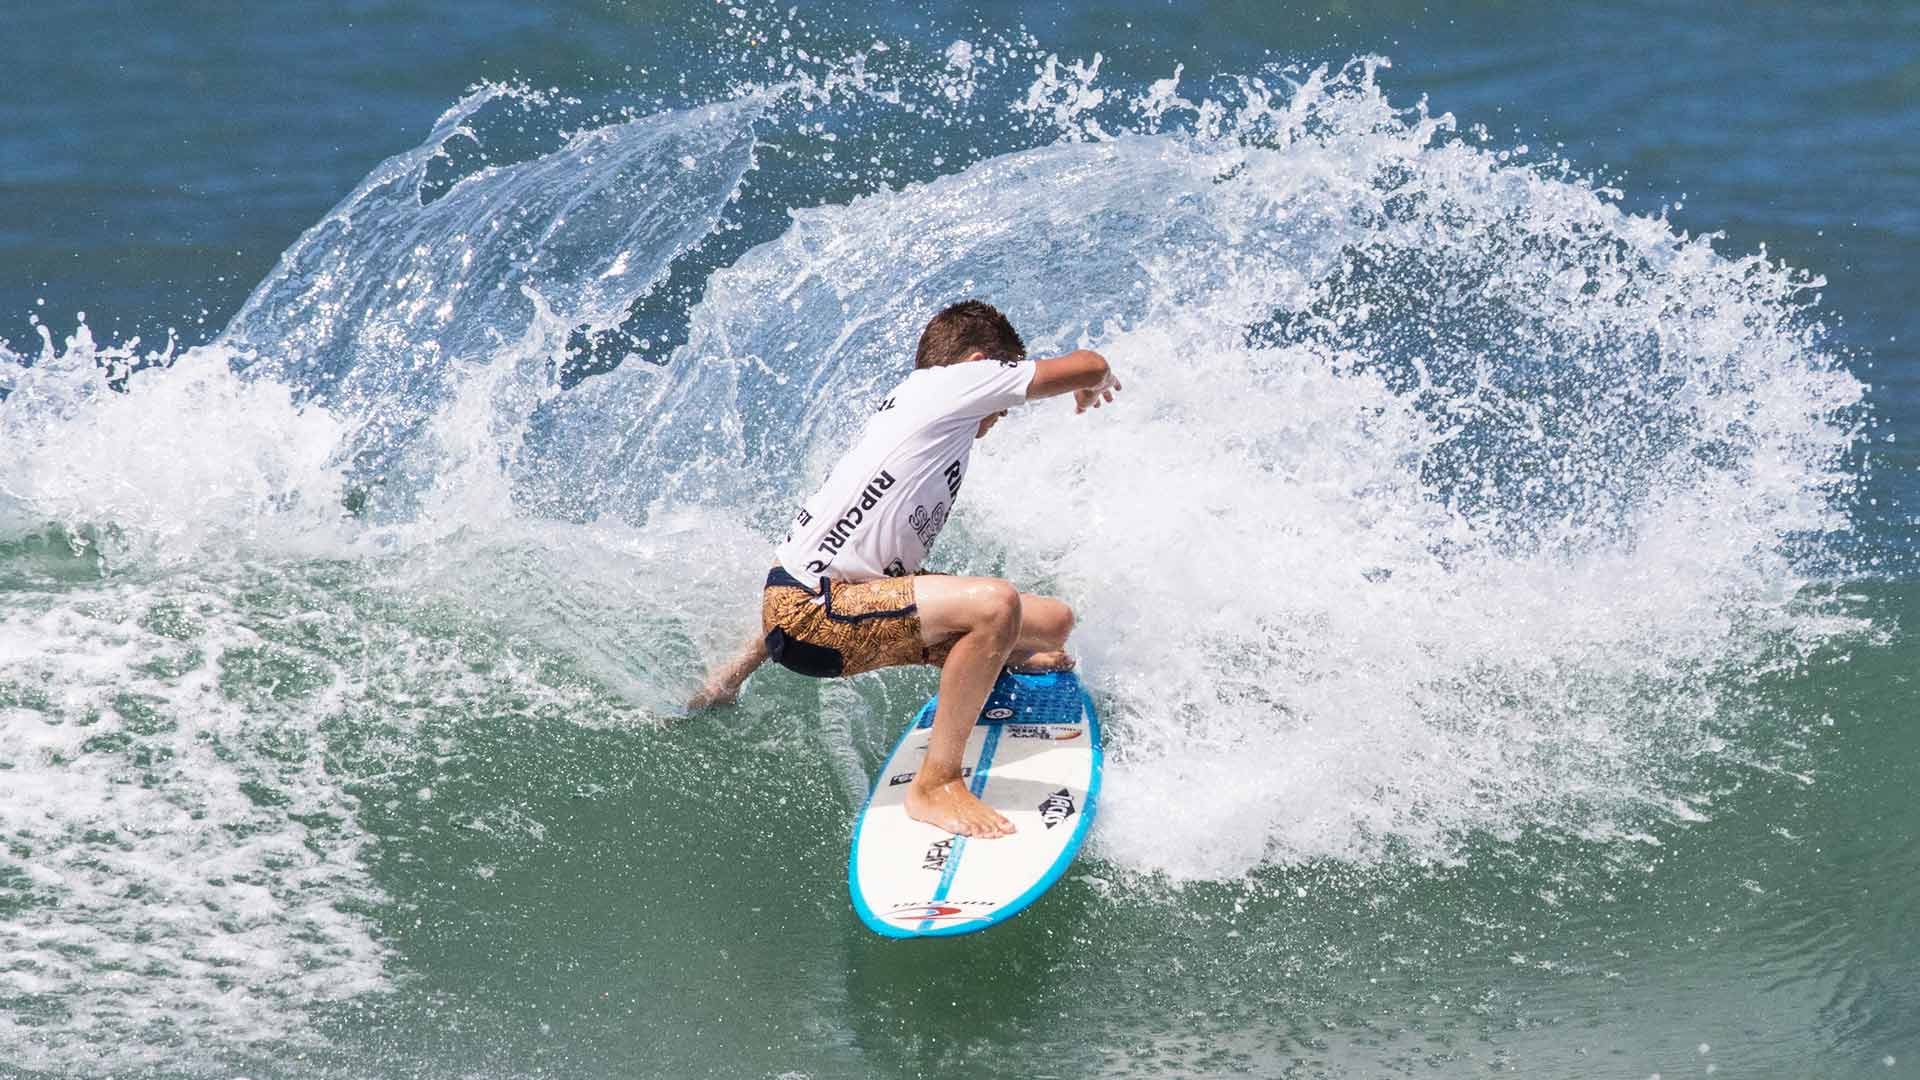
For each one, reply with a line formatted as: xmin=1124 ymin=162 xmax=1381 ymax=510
xmin=515 ymin=59 xmax=1866 ymax=876
xmin=0 ymin=43 xmax=1870 ymax=1076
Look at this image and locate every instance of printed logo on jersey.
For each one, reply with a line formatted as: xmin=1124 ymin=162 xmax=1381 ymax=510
xmin=998 ymin=358 xmax=1024 ymax=369
xmin=784 ymin=507 xmax=812 ymax=547
xmin=1037 ymin=788 xmax=1077 ymax=829
xmin=984 ymin=707 xmax=1014 ymax=720
xmin=909 ymin=501 xmax=950 ymax=547
xmin=943 ymin=459 xmax=964 ymax=499
xmin=883 ymin=557 xmax=907 ymax=577
xmin=810 ymin=469 xmax=898 ymax=566
xmin=921 ymin=838 xmax=955 ymax=872
xmin=876 ymin=396 xmax=897 ymax=412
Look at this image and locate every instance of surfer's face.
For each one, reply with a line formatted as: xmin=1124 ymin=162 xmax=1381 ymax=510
xmin=976 ymin=410 xmax=1007 ymax=439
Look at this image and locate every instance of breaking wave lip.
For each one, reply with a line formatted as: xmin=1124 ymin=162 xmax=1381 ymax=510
xmin=533 ymin=55 xmax=1867 ymax=880
xmin=0 ymin=38 xmax=1876 ymax=1073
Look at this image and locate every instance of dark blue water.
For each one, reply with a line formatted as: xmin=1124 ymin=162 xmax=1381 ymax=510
xmin=3 ymin=3 xmax=1916 ymax=1078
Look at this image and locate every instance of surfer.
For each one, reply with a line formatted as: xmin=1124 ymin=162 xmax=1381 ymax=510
xmin=689 ymin=300 xmax=1120 ymax=838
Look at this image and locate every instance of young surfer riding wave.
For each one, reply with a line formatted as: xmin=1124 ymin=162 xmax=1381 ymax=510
xmin=690 ymin=300 xmax=1121 ymax=838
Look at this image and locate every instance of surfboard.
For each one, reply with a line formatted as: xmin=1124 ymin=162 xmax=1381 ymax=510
xmin=848 ymin=669 xmax=1102 ymax=938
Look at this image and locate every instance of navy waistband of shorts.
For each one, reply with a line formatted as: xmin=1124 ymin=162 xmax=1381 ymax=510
xmin=765 ymin=565 xmax=817 ymax=592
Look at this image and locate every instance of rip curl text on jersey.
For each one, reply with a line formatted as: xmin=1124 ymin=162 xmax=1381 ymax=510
xmin=775 ymin=360 xmax=1034 ymax=583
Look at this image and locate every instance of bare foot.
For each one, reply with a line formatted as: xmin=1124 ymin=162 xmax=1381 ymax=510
xmin=1007 ymin=649 xmax=1075 ymax=674
xmin=905 ymin=778 xmax=1015 ymax=838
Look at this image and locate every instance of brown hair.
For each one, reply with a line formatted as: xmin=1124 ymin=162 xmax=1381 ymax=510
xmin=913 ymin=300 xmax=1026 ymax=370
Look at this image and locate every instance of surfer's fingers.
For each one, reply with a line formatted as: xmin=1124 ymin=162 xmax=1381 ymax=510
xmin=1075 ymin=382 xmax=1118 ymax=413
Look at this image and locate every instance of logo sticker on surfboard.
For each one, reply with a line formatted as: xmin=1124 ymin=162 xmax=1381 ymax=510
xmin=1037 ymin=788 xmax=1077 ymax=829
xmin=882 ymin=902 xmax=991 ymax=924
xmin=1006 ymin=724 xmax=1082 ymax=740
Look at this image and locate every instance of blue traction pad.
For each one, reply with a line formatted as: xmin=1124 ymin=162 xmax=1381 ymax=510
xmin=911 ymin=668 xmax=1084 ymax=730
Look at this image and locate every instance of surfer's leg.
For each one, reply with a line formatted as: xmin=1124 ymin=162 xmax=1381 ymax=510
xmin=908 ymin=575 xmax=1022 ymax=837
xmin=1007 ymin=593 xmax=1075 ymax=672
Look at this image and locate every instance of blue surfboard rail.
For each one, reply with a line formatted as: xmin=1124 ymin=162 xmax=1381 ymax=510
xmin=848 ymin=669 xmax=1103 ymax=939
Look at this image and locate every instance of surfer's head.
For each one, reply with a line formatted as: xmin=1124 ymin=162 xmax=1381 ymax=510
xmin=914 ymin=299 xmax=1026 ymax=370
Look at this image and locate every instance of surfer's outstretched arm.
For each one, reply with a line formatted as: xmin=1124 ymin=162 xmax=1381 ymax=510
xmin=688 ymin=634 xmax=768 ymax=710
xmin=1026 ymin=349 xmax=1120 ymax=411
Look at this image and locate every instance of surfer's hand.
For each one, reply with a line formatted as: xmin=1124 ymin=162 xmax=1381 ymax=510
xmin=687 ymin=634 xmax=769 ymax=710
xmin=685 ymin=681 xmax=739 ymax=711
xmin=1073 ymin=372 xmax=1120 ymax=414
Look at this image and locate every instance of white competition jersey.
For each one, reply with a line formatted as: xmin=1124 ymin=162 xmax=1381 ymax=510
xmin=776 ymin=359 xmax=1035 ymax=583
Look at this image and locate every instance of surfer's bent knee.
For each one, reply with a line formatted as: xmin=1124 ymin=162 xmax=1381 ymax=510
xmin=974 ymin=580 xmax=1022 ymax=637
xmin=1049 ymin=597 xmax=1076 ymax=638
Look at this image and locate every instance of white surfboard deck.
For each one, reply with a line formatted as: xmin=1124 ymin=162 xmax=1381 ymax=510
xmin=849 ymin=669 xmax=1101 ymax=938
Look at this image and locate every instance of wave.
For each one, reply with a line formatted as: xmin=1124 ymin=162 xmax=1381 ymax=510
xmin=0 ymin=43 xmax=1873 ymax=1072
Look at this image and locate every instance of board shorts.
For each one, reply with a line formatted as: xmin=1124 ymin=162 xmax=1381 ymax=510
xmin=762 ymin=566 xmax=948 ymax=678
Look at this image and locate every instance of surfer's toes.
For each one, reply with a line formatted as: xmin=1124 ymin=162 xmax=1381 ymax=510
xmin=907 ymin=781 xmax=1016 ymax=838
xmin=961 ymin=809 xmax=1016 ymax=838
xmin=954 ymin=819 xmax=1014 ymax=838
xmin=1008 ymin=650 xmax=1075 ymax=674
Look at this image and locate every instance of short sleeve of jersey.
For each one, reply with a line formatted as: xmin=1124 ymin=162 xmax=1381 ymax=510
xmin=923 ymin=359 xmax=1035 ymax=419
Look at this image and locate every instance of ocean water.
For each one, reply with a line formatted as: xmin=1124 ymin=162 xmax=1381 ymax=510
xmin=2 ymin=2 xmax=1916 ymax=1078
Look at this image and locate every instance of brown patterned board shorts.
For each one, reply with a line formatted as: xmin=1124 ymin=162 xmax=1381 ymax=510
xmin=762 ymin=566 xmax=947 ymax=678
